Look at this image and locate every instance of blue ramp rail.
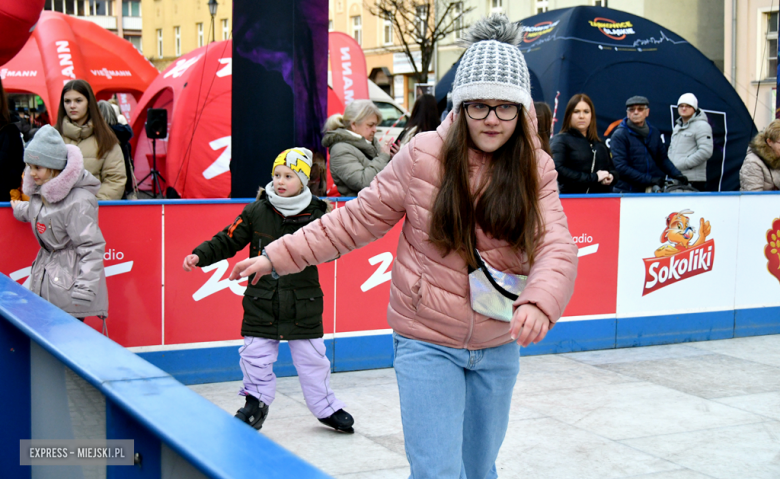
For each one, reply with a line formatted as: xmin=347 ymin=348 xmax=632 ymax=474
xmin=0 ymin=274 xmax=331 ymax=479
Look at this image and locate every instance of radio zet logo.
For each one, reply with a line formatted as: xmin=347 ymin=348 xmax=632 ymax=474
xmin=522 ymin=21 xmax=559 ymax=43
xmin=642 ymin=209 xmax=714 ymax=296
xmin=766 ymin=218 xmax=780 ymax=284
xmin=588 ymin=17 xmax=636 ymax=40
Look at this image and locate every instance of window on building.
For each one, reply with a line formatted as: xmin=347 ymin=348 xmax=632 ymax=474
xmin=124 ymin=35 xmax=142 ymax=53
xmin=383 ymin=18 xmax=393 ymax=45
xmin=157 ymin=28 xmax=163 ymax=59
xmin=352 ymin=15 xmax=362 ymax=45
xmin=416 ymin=5 xmax=429 ymax=40
xmin=92 ymin=0 xmax=111 ymax=15
xmin=123 ymin=1 xmax=141 ymax=17
xmin=536 ymin=1 xmax=549 ymax=14
xmin=222 ymin=19 xmax=229 ymax=40
xmin=65 ymin=0 xmax=75 ymax=15
xmin=197 ymin=23 xmax=204 ymax=47
xmin=174 ymin=26 xmax=181 ymax=56
xmin=329 ymin=19 xmax=334 ymax=32
xmin=593 ymin=0 xmax=604 ymax=6
xmin=765 ymin=11 xmax=779 ymax=79
xmin=491 ymin=0 xmax=502 ymax=9
xmin=453 ymin=2 xmax=463 ymax=40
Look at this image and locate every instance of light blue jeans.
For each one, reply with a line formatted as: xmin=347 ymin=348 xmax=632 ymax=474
xmin=392 ymin=333 xmax=520 ymax=479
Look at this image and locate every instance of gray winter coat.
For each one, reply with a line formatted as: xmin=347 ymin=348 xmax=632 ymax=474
xmin=668 ymin=110 xmax=713 ymax=182
xmin=12 ymin=145 xmax=109 ymax=318
xmin=740 ymin=130 xmax=780 ymax=191
xmin=322 ymin=128 xmax=391 ymax=196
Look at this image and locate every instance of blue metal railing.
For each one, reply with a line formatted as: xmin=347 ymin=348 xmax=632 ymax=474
xmin=0 ymin=274 xmax=332 ymax=479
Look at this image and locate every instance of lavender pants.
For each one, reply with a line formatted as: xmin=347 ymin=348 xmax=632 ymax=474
xmin=238 ymin=336 xmax=345 ymax=419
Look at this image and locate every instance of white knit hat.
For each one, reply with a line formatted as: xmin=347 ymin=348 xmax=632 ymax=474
xmin=677 ymin=93 xmax=698 ymax=110
xmin=452 ymin=14 xmax=531 ymax=113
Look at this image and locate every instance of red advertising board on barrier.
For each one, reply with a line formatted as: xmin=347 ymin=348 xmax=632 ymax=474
xmin=0 ymin=196 xmax=620 ymax=347
xmin=0 ymin=206 xmax=162 ymax=347
xmin=162 ymin=204 xmax=335 ymax=345
xmin=559 ymin=197 xmax=620 ymax=318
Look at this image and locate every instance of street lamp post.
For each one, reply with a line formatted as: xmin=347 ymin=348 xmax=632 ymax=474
xmin=208 ymin=0 xmax=218 ymax=43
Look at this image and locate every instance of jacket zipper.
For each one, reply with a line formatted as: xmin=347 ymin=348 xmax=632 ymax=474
xmin=463 ymin=154 xmax=487 ymax=348
xmin=586 ymin=144 xmax=596 ymax=194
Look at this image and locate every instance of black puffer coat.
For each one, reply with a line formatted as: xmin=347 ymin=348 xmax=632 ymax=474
xmin=551 ymin=129 xmax=617 ymax=194
xmin=193 ymin=191 xmax=329 ymax=340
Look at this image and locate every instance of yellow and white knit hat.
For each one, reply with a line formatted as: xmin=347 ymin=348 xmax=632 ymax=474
xmin=272 ymin=147 xmax=313 ymax=187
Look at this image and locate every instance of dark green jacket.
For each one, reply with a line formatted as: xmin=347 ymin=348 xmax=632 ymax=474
xmin=192 ymin=192 xmax=328 ymax=340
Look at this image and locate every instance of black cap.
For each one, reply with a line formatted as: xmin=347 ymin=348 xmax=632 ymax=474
xmin=626 ymin=95 xmax=649 ymax=107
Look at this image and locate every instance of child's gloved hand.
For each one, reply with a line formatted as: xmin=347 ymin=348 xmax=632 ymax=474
xmin=182 ymin=254 xmax=199 ymax=272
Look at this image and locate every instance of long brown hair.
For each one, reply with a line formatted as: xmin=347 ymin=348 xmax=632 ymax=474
xmin=56 ymin=79 xmax=118 ymax=159
xmin=429 ymin=107 xmax=545 ymax=268
xmin=534 ymin=101 xmax=552 ymax=155
xmin=0 ymin=78 xmax=10 ymax=126
xmin=561 ymin=93 xmax=600 ymax=142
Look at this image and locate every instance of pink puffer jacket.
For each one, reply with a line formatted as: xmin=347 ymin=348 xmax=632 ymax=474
xmin=266 ymin=112 xmax=578 ymax=350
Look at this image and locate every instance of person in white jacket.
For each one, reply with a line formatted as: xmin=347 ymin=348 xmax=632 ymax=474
xmin=668 ymin=93 xmax=713 ymax=191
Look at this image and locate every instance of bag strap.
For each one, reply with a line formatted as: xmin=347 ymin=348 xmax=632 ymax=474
xmin=473 ymin=249 xmax=519 ymax=301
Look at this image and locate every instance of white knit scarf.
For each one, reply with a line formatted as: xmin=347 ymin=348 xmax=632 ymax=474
xmin=264 ymin=181 xmax=312 ymax=217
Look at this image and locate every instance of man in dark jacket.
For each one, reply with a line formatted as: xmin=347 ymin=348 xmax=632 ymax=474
xmin=611 ymin=96 xmax=687 ymax=192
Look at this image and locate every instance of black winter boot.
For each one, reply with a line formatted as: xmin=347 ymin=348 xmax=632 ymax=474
xmin=318 ymin=409 xmax=354 ymax=433
xmin=235 ymin=395 xmax=269 ymax=430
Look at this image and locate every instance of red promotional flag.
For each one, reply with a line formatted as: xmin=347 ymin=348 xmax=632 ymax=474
xmin=0 ymin=11 xmax=158 ymax=123
xmin=328 ymin=32 xmax=369 ymax=106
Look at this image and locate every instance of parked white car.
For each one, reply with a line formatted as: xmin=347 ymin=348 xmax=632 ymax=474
xmin=368 ymin=80 xmax=408 ymax=144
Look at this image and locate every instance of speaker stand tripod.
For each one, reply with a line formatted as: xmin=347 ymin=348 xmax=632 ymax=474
xmin=137 ymin=138 xmax=166 ymax=198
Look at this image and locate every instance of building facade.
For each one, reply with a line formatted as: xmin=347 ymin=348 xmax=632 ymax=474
xmin=329 ymin=0 xmax=438 ymax=110
xmin=725 ymin=0 xmax=778 ymax=130
xmin=44 ymin=0 xmax=144 ymax=53
xmin=141 ymin=0 xmax=233 ymax=71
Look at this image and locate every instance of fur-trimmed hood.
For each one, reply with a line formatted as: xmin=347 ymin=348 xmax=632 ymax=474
xmin=749 ymin=130 xmax=780 ymax=170
xmin=22 ymin=144 xmax=100 ymax=203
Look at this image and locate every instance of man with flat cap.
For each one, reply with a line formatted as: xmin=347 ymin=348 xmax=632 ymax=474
xmin=610 ymin=95 xmax=687 ymax=192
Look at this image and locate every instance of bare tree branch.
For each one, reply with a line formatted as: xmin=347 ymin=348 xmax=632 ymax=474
xmin=367 ymin=0 xmax=475 ymax=84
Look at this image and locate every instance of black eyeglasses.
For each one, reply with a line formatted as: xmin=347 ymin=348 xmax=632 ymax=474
xmin=463 ymin=102 xmax=521 ymax=121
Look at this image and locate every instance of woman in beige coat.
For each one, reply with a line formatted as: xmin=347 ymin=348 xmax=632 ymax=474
xmin=56 ymin=79 xmax=126 ymax=200
xmin=741 ymin=119 xmax=780 ymax=191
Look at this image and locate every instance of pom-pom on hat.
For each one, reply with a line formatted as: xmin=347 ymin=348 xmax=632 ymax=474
xmin=24 ymin=125 xmax=68 ymax=170
xmin=451 ymin=14 xmax=531 ymax=113
xmin=676 ymin=93 xmax=698 ymax=110
xmin=272 ymin=147 xmax=313 ymax=187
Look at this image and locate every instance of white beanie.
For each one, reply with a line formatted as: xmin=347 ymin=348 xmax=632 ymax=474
xmin=451 ymin=14 xmax=531 ymax=113
xmin=677 ymin=93 xmax=698 ymax=110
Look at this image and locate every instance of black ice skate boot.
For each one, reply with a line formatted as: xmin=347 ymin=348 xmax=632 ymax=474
xmin=235 ymin=395 xmax=269 ymax=430
xmin=318 ymin=409 xmax=354 ymax=433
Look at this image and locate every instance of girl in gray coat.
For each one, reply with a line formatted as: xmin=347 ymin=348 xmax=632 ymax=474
xmin=322 ymin=99 xmax=397 ymax=196
xmin=11 ymin=125 xmax=108 ymax=320
xmin=668 ymin=93 xmax=713 ymax=191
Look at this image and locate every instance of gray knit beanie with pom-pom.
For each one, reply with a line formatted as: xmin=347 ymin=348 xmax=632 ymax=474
xmin=452 ymin=14 xmax=531 ymax=113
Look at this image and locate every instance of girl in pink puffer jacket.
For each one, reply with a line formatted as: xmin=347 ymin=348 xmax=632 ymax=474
xmin=231 ymin=14 xmax=578 ymax=479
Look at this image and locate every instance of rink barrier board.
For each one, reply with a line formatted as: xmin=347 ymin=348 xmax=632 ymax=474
xmin=2 ymin=192 xmax=780 ymax=385
xmin=0 ymin=275 xmax=331 ymax=478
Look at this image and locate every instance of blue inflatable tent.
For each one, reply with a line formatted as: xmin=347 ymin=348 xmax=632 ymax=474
xmin=436 ymin=6 xmax=756 ymax=191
